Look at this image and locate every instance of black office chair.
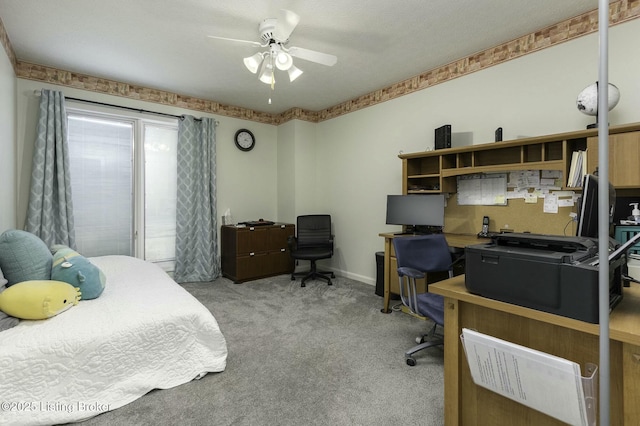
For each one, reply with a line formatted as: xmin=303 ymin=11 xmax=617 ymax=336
xmin=288 ymin=215 xmax=335 ymax=287
xmin=393 ymin=234 xmax=453 ymax=366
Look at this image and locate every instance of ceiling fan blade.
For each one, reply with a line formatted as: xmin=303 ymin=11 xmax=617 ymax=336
xmin=288 ymin=46 xmax=337 ymax=67
xmin=207 ymin=35 xmax=262 ymax=47
xmin=273 ymin=9 xmax=300 ymax=41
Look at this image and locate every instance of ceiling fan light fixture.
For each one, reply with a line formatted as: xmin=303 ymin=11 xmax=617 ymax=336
xmin=243 ymin=52 xmax=263 ymax=74
xmin=209 ymin=9 xmax=337 ymax=90
xmin=287 ymin=65 xmax=303 ymax=82
xmin=275 ymin=52 xmax=293 ymax=71
xmin=258 ymin=58 xmax=275 ymax=85
xmin=259 ymin=72 xmax=274 ymax=85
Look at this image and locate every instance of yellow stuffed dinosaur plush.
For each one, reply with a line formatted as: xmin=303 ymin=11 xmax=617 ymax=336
xmin=0 ymin=280 xmax=81 ymax=320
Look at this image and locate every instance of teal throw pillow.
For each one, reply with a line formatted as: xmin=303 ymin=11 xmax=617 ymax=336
xmin=0 ymin=230 xmax=52 ymax=286
xmin=51 ymin=245 xmax=106 ymax=300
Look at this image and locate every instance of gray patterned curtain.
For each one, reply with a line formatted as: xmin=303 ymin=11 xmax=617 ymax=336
xmin=174 ymin=115 xmax=219 ymax=283
xmin=26 ymin=89 xmax=76 ymax=248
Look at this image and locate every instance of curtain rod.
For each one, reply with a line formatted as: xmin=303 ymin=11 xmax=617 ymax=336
xmin=34 ymin=90 xmax=217 ymax=123
xmin=66 ymin=96 xmax=190 ymax=120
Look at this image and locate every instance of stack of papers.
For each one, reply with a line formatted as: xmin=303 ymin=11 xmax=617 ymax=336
xmin=461 ymin=328 xmax=596 ymax=425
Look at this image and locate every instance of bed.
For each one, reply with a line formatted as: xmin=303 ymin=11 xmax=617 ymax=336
xmin=0 ymin=255 xmax=228 ymax=426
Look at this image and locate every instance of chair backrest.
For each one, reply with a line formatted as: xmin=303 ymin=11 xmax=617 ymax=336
xmin=296 ymin=215 xmax=332 ymax=248
xmin=393 ymin=234 xmax=449 ymax=325
xmin=393 ymin=234 xmax=453 ymax=273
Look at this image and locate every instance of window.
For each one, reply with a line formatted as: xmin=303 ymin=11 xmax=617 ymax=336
xmin=67 ymin=107 xmax=178 ymax=271
xmin=143 ymin=123 xmax=178 ymax=264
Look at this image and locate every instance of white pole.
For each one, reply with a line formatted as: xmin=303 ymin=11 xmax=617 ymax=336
xmin=597 ymin=0 xmax=610 ymax=424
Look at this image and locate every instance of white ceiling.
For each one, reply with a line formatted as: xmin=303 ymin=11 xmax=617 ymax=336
xmin=0 ymin=0 xmax=604 ymax=114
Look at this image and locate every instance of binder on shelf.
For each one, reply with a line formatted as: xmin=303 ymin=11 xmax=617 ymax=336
xmin=460 ymin=328 xmax=597 ymax=426
xmin=567 ymin=150 xmax=588 ymax=187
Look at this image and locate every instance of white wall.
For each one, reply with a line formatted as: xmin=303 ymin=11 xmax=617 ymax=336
xmin=15 ymin=80 xmax=279 ymax=231
xmin=276 ymin=120 xmax=296 ymax=224
xmin=0 ymin=45 xmax=16 ymax=233
xmin=314 ymin=19 xmax=640 ymax=285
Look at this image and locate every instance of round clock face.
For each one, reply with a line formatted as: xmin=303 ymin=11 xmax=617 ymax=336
xmin=235 ymin=129 xmax=255 ymax=152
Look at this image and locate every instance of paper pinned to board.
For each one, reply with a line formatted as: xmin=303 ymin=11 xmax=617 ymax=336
xmin=460 ymin=328 xmax=596 ymax=426
xmin=543 ymin=192 xmax=558 ymax=213
xmin=457 ymin=173 xmax=508 ymax=206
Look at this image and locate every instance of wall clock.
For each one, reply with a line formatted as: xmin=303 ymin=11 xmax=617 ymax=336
xmin=234 ymin=129 xmax=255 ymax=152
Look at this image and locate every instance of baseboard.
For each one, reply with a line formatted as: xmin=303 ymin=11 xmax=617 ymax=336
xmin=291 ymin=264 xmax=375 ymax=286
xmin=335 ymin=269 xmax=374 ymax=286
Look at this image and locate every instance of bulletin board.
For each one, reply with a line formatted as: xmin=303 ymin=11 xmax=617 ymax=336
xmin=447 ymin=170 xmax=577 ymax=236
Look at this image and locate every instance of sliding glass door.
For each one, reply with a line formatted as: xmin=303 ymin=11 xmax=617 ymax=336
xmin=66 ymin=108 xmax=178 ymax=270
xmin=142 ymin=123 xmax=178 ymax=267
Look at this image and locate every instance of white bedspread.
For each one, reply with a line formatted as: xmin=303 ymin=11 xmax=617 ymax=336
xmin=0 ymin=255 xmax=227 ymax=426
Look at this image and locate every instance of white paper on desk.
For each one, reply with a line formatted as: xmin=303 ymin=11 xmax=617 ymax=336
xmin=461 ymin=328 xmax=589 ymax=426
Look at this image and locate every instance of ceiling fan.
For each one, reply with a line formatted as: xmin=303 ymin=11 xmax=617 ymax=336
xmin=208 ymin=10 xmax=337 ymax=88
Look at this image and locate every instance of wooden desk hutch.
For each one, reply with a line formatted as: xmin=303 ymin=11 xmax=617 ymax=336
xmin=382 ymin=123 xmax=640 ymax=424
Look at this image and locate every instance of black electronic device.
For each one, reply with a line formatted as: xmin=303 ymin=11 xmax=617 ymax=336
xmin=495 ymin=127 xmax=503 ymax=142
xmin=577 ymin=174 xmax=616 ymax=239
xmin=465 ymin=232 xmax=624 ymax=323
xmin=238 ymin=220 xmax=275 ymax=226
xmin=385 ymin=194 xmax=445 ymax=232
xmin=434 ymin=125 xmax=451 ymax=150
xmin=477 ymin=215 xmax=490 ymax=237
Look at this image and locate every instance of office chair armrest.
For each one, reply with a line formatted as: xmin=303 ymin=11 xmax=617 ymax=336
xmin=287 ymin=235 xmax=297 ymax=251
xmin=397 ymin=266 xmax=425 ymax=279
xmin=315 ymin=236 xmax=334 ymax=250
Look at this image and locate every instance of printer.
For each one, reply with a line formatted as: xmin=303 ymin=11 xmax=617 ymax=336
xmin=465 ymin=233 xmax=625 ymax=324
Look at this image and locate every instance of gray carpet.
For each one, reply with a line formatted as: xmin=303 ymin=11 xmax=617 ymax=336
xmin=79 ymin=274 xmax=444 ymax=426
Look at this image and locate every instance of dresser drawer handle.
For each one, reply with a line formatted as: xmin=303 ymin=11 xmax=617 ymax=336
xmin=281 ymin=248 xmax=285 ymax=252
xmin=250 ymin=252 xmax=255 ymax=256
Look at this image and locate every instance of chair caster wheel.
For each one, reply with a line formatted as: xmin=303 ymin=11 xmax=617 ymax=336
xmin=331 ymin=272 xmax=335 ymax=278
xmin=328 ymin=281 xmax=333 ymax=286
xmin=406 ymin=357 xmax=416 ymax=366
xmin=301 ymin=282 xmax=306 ymax=288
xmin=291 ymin=275 xmax=295 ymax=281
xmin=416 ymin=337 xmax=424 ymax=344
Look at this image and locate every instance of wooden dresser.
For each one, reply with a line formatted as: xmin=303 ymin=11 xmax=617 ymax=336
xmin=221 ymin=223 xmax=295 ymax=283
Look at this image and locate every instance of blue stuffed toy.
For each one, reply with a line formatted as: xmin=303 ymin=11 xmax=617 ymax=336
xmin=51 ymin=245 xmax=106 ymax=300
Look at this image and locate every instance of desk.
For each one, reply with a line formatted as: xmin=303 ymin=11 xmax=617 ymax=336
xmin=378 ymin=232 xmax=483 ymax=313
xmin=430 ymin=275 xmax=640 ymax=425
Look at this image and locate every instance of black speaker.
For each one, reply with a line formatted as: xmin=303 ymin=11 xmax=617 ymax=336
xmin=435 ymin=124 xmax=451 ymax=150
xmin=375 ymin=252 xmax=384 ymax=297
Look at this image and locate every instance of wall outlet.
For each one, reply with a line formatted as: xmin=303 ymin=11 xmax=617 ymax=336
xmin=569 ymin=212 xmax=578 ymax=221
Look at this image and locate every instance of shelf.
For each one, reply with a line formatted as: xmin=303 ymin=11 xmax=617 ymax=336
xmin=398 ymin=122 xmax=640 ymax=195
xmin=441 ymin=160 xmax=565 ymax=177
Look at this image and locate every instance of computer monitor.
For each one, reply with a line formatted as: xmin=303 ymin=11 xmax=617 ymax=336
xmin=576 ymin=174 xmax=616 ymax=239
xmin=385 ymin=194 xmax=445 ymax=232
